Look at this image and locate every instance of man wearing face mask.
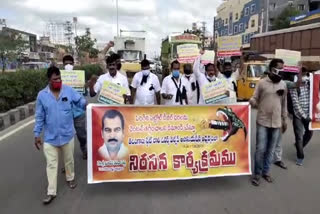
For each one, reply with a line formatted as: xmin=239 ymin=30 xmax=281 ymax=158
xmin=62 ymin=55 xmax=87 ymax=159
xmin=182 ymin=64 xmax=199 ymax=105
xmin=89 ymin=54 xmax=131 ymax=104
xmin=34 ymin=66 xmax=87 ymax=204
xmin=290 ymin=68 xmax=313 ymax=166
xmin=218 ymin=62 xmax=238 ymax=103
xmin=114 ymin=53 xmax=128 ymax=78
xmin=131 ymin=59 xmax=161 ymax=105
xmin=161 ymin=60 xmax=188 ymax=105
xmin=250 ymin=58 xmax=288 ymax=186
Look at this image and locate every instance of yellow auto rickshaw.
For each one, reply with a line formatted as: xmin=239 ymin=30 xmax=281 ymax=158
xmin=237 ymin=61 xmax=268 ymax=101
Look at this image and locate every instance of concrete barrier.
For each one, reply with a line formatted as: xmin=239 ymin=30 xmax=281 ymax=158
xmin=0 ymin=113 xmax=10 ymax=131
xmin=8 ymin=109 xmax=20 ymax=125
xmin=28 ymin=102 xmax=36 ymax=115
xmin=17 ymin=105 xmax=29 ymax=120
xmin=0 ymin=101 xmax=36 ymax=131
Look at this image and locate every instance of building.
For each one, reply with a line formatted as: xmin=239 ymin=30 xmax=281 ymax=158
xmin=37 ymin=36 xmax=56 ymax=62
xmin=214 ymin=0 xmax=262 ymax=48
xmin=0 ymin=26 xmax=39 ymax=69
xmin=214 ymin=0 xmax=311 ymax=50
xmin=261 ymin=0 xmax=309 ymax=32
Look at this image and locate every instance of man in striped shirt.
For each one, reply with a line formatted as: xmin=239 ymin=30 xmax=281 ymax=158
xmin=290 ymin=69 xmax=313 ymax=166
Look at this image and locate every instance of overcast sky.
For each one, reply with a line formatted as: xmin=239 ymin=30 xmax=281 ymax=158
xmin=0 ymin=0 xmax=222 ymax=57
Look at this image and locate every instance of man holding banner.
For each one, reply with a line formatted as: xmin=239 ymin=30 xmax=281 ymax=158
xmin=89 ymin=54 xmax=131 ymax=104
xmin=34 ymin=66 xmax=87 ymax=204
xmin=62 ymin=55 xmax=87 ymax=159
xmin=193 ymin=53 xmax=229 ymax=105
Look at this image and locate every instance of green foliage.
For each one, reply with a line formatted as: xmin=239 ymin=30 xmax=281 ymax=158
xmin=0 ymin=31 xmax=29 ymax=72
xmin=0 ymin=64 xmax=103 ymax=112
xmin=74 ymin=28 xmax=98 ymax=64
xmin=0 ymin=70 xmax=47 ymax=113
xmin=271 ymin=7 xmax=301 ymax=30
xmin=74 ymin=64 xmax=104 ymax=81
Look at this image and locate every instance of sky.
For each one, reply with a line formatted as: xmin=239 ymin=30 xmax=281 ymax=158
xmin=0 ymin=0 xmax=223 ymax=57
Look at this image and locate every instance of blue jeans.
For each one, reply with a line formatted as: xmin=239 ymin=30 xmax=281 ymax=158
xmin=293 ymin=116 xmax=313 ymax=160
xmin=254 ymin=124 xmax=280 ymax=176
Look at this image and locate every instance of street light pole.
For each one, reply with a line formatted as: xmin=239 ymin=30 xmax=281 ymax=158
xmin=266 ymin=0 xmax=269 ymax=32
xmin=116 ymin=0 xmax=119 ymax=37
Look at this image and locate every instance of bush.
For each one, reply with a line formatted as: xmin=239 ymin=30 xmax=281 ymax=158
xmin=74 ymin=64 xmax=104 ymax=81
xmin=0 ymin=64 xmax=103 ymax=113
xmin=0 ymin=70 xmax=47 ymax=113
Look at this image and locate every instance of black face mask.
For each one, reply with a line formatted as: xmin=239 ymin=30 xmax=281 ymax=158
xmin=184 ymin=70 xmax=192 ymax=75
xmin=268 ymin=73 xmax=282 ymax=83
xmin=223 ymin=70 xmax=232 ymax=78
xmin=117 ymin=63 xmax=122 ymax=70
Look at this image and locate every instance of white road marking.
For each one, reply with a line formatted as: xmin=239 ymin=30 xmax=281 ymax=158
xmin=0 ymin=119 xmax=35 ymax=142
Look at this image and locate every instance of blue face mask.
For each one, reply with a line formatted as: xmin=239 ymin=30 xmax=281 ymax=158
xmin=172 ymin=70 xmax=180 ymax=78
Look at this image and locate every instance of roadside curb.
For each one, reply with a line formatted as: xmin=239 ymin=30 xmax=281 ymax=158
xmin=0 ymin=102 xmax=36 ymax=131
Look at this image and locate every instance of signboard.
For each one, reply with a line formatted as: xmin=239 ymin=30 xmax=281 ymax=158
xmin=275 ymin=49 xmax=301 ymax=73
xmin=61 ymin=70 xmax=85 ymax=93
xmin=202 ymin=79 xmax=229 ymax=104
xmin=201 ymin=51 xmax=215 ymax=65
xmin=87 ymin=104 xmax=251 ymax=183
xmin=217 ymin=35 xmax=242 ymax=57
xmin=98 ymin=81 xmax=127 ymax=105
xmin=310 ymin=72 xmax=320 ymax=130
xmin=177 ymin=44 xmax=200 ymax=63
xmin=171 ymin=34 xmax=201 ymax=43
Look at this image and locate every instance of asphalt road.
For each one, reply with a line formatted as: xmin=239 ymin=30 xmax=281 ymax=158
xmin=0 ymin=110 xmax=320 ymax=214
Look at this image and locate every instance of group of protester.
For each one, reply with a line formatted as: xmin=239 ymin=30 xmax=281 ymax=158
xmin=33 ymin=46 xmax=314 ymax=204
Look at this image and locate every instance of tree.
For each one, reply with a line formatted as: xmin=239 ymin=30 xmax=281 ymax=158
xmin=271 ymin=7 xmax=301 ymax=31
xmin=0 ymin=31 xmax=29 ymax=73
xmin=74 ymin=28 xmax=98 ymax=65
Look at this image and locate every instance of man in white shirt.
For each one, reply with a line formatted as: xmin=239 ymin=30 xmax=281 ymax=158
xmin=161 ymin=60 xmax=188 ymax=105
xmin=131 ymin=59 xmax=161 ymax=105
xmin=181 ymin=64 xmax=198 ymax=105
xmin=89 ymin=54 xmax=131 ymax=104
xmin=218 ymin=62 xmax=238 ymax=103
xmin=193 ymin=54 xmax=222 ymax=104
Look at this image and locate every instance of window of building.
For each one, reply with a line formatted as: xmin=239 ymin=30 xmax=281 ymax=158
xmin=235 ymin=13 xmax=239 ymax=20
xmin=298 ymin=4 xmax=306 ymax=11
xmin=251 ymin=19 xmax=255 ymax=28
xmin=244 ymin=34 xmax=249 ymax=43
xmin=225 ymin=18 xmax=228 ymax=25
xmin=245 ymin=7 xmax=249 ymax=16
xmin=239 ymin=23 xmax=243 ymax=32
xmin=234 ymin=25 xmax=238 ymax=34
xmin=251 ymin=4 xmax=256 ymax=14
xmin=222 ymin=20 xmax=225 ymax=26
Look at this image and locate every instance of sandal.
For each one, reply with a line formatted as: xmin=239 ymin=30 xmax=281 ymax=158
xmin=251 ymin=175 xmax=260 ymax=186
xmin=67 ymin=180 xmax=77 ymax=189
xmin=262 ymin=174 xmax=274 ymax=183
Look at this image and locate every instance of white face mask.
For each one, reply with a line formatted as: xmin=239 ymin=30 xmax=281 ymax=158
xmin=64 ymin=64 xmax=74 ymax=71
xmin=302 ymin=76 xmax=310 ymax=82
xmin=206 ymin=74 xmax=216 ymax=81
xmin=142 ymin=69 xmax=150 ymax=76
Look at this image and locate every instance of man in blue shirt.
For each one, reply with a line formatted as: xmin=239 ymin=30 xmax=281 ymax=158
xmin=63 ymin=55 xmax=87 ymax=159
xmin=34 ymin=66 xmax=87 ymax=204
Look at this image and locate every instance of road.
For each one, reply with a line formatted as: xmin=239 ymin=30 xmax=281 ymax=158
xmin=0 ymin=110 xmax=320 ymax=214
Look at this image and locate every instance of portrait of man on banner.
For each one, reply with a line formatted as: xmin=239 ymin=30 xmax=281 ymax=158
xmin=98 ymin=109 xmax=129 ymax=161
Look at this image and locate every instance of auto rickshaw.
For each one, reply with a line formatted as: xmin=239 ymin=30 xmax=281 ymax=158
xmin=237 ymin=61 xmax=268 ymax=101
